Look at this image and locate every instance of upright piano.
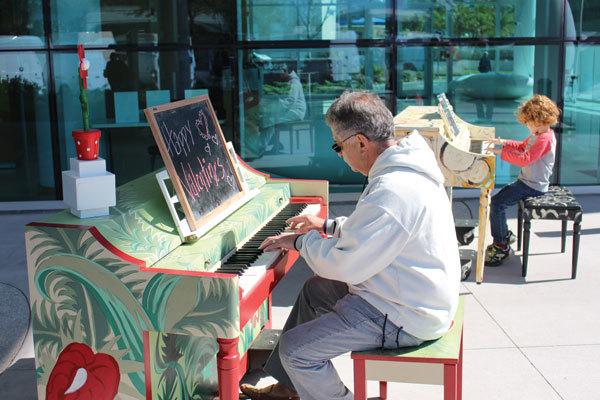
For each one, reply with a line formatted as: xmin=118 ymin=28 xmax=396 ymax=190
xmin=394 ymin=94 xmax=496 ymax=283
xmin=25 ymin=159 xmax=327 ymax=399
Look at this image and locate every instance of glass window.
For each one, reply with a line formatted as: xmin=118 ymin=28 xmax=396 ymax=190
xmin=0 ymin=52 xmax=55 ymax=201
xmin=239 ymin=47 xmax=391 ymax=184
xmin=561 ymin=44 xmax=600 ymax=185
xmin=53 ymin=49 xmax=233 ymax=185
xmin=397 ymin=0 xmax=562 ymax=40
xmin=239 ymin=0 xmax=392 ymax=40
xmin=51 ymin=0 xmax=233 ymax=46
xmin=0 ymin=0 xmax=45 ymax=49
xmin=397 ymin=44 xmax=561 ymax=185
xmin=566 ymin=0 xmax=600 ymax=39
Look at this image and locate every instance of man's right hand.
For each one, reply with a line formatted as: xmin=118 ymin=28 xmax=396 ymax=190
xmin=287 ymin=215 xmax=325 ymax=234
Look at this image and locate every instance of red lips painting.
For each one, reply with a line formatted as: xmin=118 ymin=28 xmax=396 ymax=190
xmin=46 ymin=342 xmax=120 ymax=400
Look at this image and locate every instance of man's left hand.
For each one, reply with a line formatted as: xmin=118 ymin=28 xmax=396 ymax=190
xmin=259 ymin=233 xmax=300 ymax=252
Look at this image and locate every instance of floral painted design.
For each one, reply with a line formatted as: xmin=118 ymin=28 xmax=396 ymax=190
xmin=46 ymin=342 xmax=120 ymax=400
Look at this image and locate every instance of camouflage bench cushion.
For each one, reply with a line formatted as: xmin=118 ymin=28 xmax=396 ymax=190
xmin=520 ymin=186 xmax=583 ymax=221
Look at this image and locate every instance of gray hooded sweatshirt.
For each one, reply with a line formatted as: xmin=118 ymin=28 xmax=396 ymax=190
xmin=298 ymin=132 xmax=461 ymax=340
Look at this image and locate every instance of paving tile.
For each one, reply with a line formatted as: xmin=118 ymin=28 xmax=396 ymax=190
xmin=459 ymin=348 xmax=562 ymax=400
xmin=522 ymin=345 xmax=600 ymax=400
xmin=464 ymin=211 xmax=600 ymax=348
xmin=461 ymin=294 xmax=514 ymax=350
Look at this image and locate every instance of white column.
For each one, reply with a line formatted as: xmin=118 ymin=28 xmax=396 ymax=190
xmin=513 ymin=1 xmax=536 ymax=78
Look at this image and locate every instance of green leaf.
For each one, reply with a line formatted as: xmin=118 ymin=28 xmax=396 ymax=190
xmin=35 ymin=254 xmax=154 ymax=395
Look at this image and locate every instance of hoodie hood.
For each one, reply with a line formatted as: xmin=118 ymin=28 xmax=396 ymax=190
xmin=368 ymin=131 xmax=445 ymax=184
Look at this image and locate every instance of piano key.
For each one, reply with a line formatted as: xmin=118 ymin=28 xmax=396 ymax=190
xmin=234 ymin=202 xmax=323 ymax=297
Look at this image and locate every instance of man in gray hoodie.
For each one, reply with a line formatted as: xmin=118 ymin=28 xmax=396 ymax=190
xmin=241 ymin=91 xmax=460 ymax=400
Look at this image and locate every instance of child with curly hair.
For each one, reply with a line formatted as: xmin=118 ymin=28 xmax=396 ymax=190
xmin=485 ymin=94 xmax=560 ymax=266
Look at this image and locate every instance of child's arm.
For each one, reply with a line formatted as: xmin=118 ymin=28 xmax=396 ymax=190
xmin=502 ymin=137 xmax=530 ymax=152
xmin=500 ymin=134 xmax=552 ymax=167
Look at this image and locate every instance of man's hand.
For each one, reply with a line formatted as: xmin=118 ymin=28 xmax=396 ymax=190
xmin=286 ymin=215 xmax=325 ymax=234
xmin=259 ymin=233 xmax=301 ymax=252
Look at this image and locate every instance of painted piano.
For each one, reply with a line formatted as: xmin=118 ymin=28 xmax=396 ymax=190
xmin=25 ymin=159 xmax=327 ymax=400
xmin=394 ymin=94 xmax=496 ymax=283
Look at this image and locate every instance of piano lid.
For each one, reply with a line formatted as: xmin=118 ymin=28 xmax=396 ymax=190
xmin=393 ymin=93 xmax=496 ymax=189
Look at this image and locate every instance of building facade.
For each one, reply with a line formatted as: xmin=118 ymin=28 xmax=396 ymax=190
xmin=1 ymin=0 xmax=599 ymax=202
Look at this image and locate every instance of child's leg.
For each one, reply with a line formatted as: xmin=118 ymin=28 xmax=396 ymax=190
xmin=490 ymin=180 xmax=536 ymax=244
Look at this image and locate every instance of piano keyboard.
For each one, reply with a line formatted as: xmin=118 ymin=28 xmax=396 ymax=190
xmin=215 ymin=202 xmax=321 ymax=296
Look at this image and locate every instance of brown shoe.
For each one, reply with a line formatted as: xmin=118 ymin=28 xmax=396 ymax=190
xmin=240 ymin=383 xmax=299 ymax=400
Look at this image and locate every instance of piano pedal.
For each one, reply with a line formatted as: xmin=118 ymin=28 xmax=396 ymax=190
xmin=459 ymin=249 xmax=476 ymax=281
xmin=455 ymin=218 xmax=478 ymax=246
xmin=246 ymin=329 xmax=282 ymax=371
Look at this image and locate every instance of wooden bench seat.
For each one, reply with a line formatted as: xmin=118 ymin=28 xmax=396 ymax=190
xmin=351 ymin=297 xmax=464 ymax=400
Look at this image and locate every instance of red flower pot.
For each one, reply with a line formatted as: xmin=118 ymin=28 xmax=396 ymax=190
xmin=46 ymin=342 xmax=120 ymax=400
xmin=72 ymin=129 xmax=101 ymax=160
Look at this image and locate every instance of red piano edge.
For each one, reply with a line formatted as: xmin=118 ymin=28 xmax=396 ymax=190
xmin=143 ymin=331 xmax=152 ymax=400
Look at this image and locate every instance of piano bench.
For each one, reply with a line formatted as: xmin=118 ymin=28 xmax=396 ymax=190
xmin=351 ymin=298 xmax=464 ymax=400
xmin=517 ymin=186 xmax=583 ymax=279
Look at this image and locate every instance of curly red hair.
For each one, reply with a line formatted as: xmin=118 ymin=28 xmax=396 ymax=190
xmin=517 ymin=94 xmax=560 ymax=125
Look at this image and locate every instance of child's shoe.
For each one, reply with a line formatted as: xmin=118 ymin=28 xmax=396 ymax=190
xmin=485 ymin=243 xmax=511 ymax=266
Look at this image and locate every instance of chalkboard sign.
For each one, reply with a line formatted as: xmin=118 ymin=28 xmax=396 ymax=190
xmin=144 ymin=95 xmax=245 ymax=232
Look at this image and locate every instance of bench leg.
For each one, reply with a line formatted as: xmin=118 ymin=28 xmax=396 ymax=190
xmin=561 ymin=220 xmax=567 ymax=253
xmin=353 ymin=359 xmax=367 ymax=400
xmin=379 ymin=381 xmax=387 ymax=400
xmin=444 ymin=363 xmax=458 ymax=400
xmin=522 ymin=219 xmax=531 ymax=277
xmin=517 ymin=205 xmax=523 ymax=251
xmin=572 ymin=220 xmax=581 ymax=279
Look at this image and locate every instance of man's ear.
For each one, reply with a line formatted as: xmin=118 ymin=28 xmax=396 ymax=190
xmin=357 ymin=133 xmax=368 ymax=148
xmin=356 ymin=133 xmax=369 ymax=147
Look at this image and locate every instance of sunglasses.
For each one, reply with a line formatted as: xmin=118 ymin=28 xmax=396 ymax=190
xmin=331 ymin=133 xmax=360 ymax=153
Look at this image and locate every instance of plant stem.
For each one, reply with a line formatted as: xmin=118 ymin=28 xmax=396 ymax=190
xmin=79 ymin=75 xmax=89 ymax=131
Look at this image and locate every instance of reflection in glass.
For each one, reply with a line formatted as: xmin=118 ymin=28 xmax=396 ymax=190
xmin=397 ymin=44 xmax=560 ymax=185
xmin=0 ymin=52 xmax=54 ymax=200
xmin=566 ymin=0 xmax=600 ymax=39
xmin=53 ymin=49 xmax=233 ymax=185
xmin=239 ymin=0 xmax=391 ymax=40
xmin=51 ymin=0 xmax=232 ymax=46
xmin=397 ymin=0 xmax=561 ymax=39
xmin=239 ymin=47 xmax=391 ymax=184
xmin=0 ymin=0 xmax=45 ymax=49
xmin=561 ymin=44 xmax=600 ymax=185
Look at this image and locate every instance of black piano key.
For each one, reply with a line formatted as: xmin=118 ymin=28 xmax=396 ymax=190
xmin=225 ymin=259 xmax=255 ymax=264
xmin=227 ymin=256 xmax=259 ymax=263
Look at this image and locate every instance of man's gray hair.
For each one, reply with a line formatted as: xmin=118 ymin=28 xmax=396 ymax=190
xmin=325 ymin=91 xmax=394 ymax=141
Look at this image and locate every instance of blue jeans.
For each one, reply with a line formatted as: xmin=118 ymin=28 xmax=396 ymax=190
xmin=490 ymin=180 xmax=543 ymax=244
xmin=264 ymin=276 xmax=423 ymax=400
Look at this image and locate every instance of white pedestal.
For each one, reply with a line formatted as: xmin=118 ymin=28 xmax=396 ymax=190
xmin=62 ymin=157 xmax=116 ymax=218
